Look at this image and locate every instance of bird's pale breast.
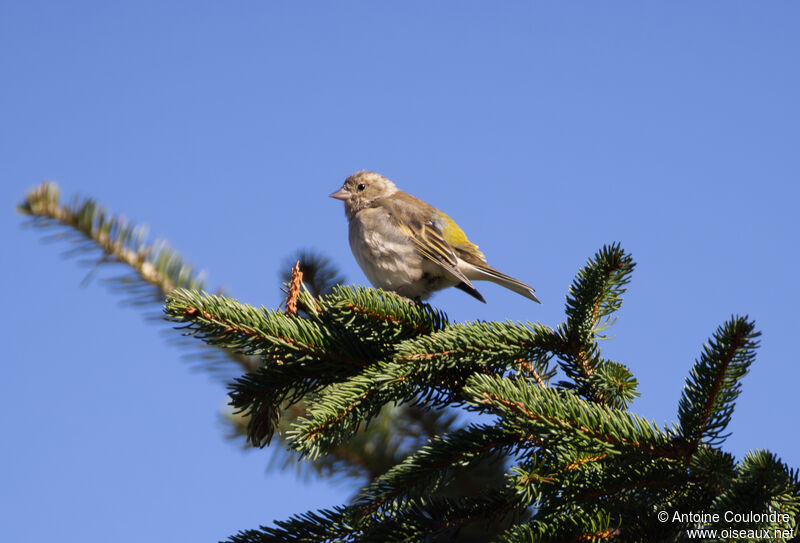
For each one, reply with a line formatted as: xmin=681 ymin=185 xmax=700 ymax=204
xmin=348 ymin=208 xmax=429 ymax=295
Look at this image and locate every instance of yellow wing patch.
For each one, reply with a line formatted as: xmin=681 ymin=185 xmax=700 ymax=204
xmin=397 ymin=218 xmax=476 ymax=288
xmin=436 ymin=211 xmax=485 ymax=262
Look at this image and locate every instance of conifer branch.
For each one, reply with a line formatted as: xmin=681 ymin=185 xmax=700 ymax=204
xmin=464 ymin=374 xmax=677 ymax=458
xmin=225 ymin=286 xmax=448 ymax=447
xmin=286 ymin=321 xmax=555 ymax=459
xmin=354 ymin=425 xmax=527 ymax=513
xmin=548 ymin=244 xmax=636 ymax=406
xmin=505 ymin=460 xmax=552 ymax=508
xmin=235 ymin=401 xmax=458 ymax=484
xmin=497 ymin=509 xmax=615 ymax=542
xmin=227 ymin=505 xmax=359 ymax=543
xmin=564 ymin=457 xmax=681 ymax=505
xmin=227 ymin=490 xmax=525 ymax=543
xmin=18 ymin=182 xmax=257 ymax=374
xmin=395 ymin=321 xmax=554 ymax=367
xmin=166 ymin=289 xmax=368 ymax=365
xmin=585 ymin=359 xmax=640 ymax=410
xmin=19 ymin=182 xmax=203 ymax=302
xmin=320 ymin=404 xmax=451 ymax=481
xmin=321 ymin=285 xmax=449 ymax=340
xmin=565 ymin=243 xmax=634 ymax=333
xmin=709 ymin=450 xmax=800 ymax=532
xmin=355 ymin=491 xmax=524 ymax=542
xmin=167 ymin=289 xmax=380 ymax=446
xmin=678 ymin=316 xmax=760 ymax=451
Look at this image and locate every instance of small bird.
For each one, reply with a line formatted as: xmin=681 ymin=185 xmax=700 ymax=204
xmin=330 ymin=171 xmax=540 ymax=304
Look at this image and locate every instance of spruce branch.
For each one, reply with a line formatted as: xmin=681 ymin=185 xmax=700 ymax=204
xmin=283 ymin=362 xmax=416 ymax=460
xmin=565 ymin=243 xmax=635 ymax=334
xmin=395 ymin=320 xmax=555 ymax=370
xmin=678 ymin=316 xmax=760 ymax=451
xmin=354 ymin=491 xmax=525 ymax=542
xmin=709 ymin=450 xmax=800 ymax=532
xmin=262 ymin=404 xmax=461 ymax=487
xmin=165 ymin=289 xmax=369 ymax=365
xmin=320 ymin=285 xmax=449 ymax=345
xmin=463 ymin=374 xmax=677 ymax=459
xmin=683 ymin=447 xmax=737 ymax=507
xmin=227 ymin=505 xmax=359 ymax=543
xmin=497 ymin=509 xmax=615 ymax=542
xmin=226 ymin=286 xmax=448 ymax=447
xmin=585 ymin=359 xmax=640 ymax=410
xmin=18 ymin=181 xmax=257 ymax=375
xmin=548 ymin=244 xmax=636 ymax=407
xmin=319 ymin=404 xmax=456 ymax=481
xmin=230 ymin=400 xmax=458 ymax=485
xmin=166 ymin=288 xmax=378 ymax=446
xmin=19 ymin=182 xmax=203 ymax=303
xmin=286 ymin=321 xmax=555 ymax=459
xmin=354 ymin=425 xmax=527 ymax=513
xmin=227 ymin=490 xmax=525 ymax=543
xmin=553 ymin=455 xmax=683 ymax=517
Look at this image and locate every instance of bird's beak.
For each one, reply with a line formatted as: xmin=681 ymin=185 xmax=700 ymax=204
xmin=329 ymin=188 xmax=350 ymax=201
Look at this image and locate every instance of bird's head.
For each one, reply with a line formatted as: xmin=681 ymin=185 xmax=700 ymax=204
xmin=330 ymin=171 xmax=398 ymax=219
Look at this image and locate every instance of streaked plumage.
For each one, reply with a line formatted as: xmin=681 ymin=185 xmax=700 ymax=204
xmin=330 ymin=171 xmax=540 ymax=304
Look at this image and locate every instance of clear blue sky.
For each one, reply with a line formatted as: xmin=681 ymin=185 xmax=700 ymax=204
xmin=3 ymin=2 xmax=798 ymax=541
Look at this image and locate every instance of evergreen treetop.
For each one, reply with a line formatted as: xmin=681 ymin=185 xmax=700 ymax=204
xmin=19 ymin=182 xmax=800 ymax=542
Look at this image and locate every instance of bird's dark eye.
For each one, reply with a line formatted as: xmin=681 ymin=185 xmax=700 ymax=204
xmin=357 ymin=184 xmax=366 ymax=192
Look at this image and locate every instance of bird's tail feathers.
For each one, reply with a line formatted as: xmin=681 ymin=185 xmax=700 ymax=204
xmin=469 ymin=263 xmax=540 ymax=303
xmin=455 ymin=282 xmax=487 ymax=304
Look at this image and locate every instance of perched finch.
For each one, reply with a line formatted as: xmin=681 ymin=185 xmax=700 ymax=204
xmin=330 ymin=171 xmax=540 ymax=304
